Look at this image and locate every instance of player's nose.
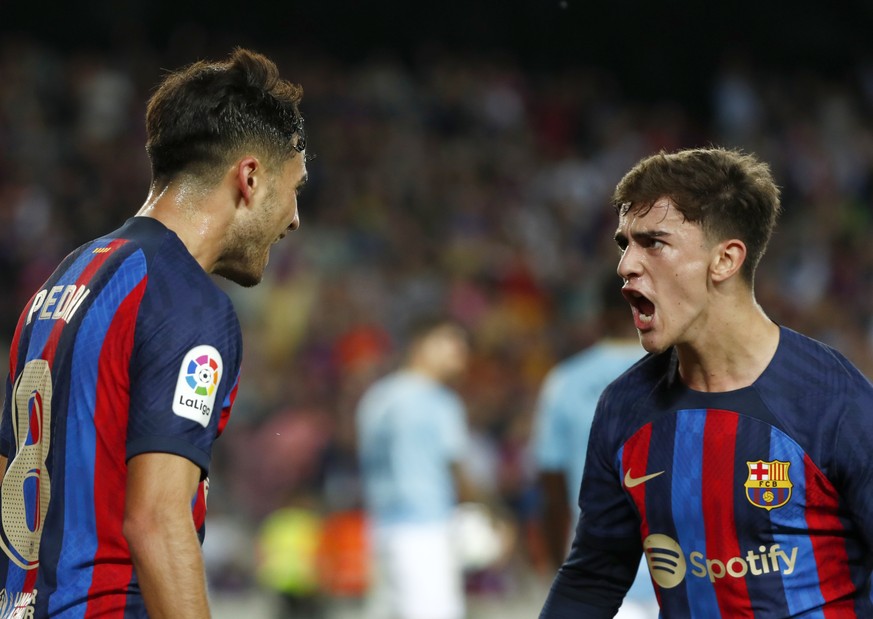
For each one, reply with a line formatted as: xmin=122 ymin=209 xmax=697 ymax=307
xmin=617 ymin=244 xmax=641 ymax=280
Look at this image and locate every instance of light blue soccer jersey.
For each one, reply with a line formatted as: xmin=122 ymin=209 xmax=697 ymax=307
xmin=533 ymin=339 xmax=656 ymax=610
xmin=533 ymin=339 xmax=644 ymax=509
xmin=357 ymin=370 xmax=468 ymax=525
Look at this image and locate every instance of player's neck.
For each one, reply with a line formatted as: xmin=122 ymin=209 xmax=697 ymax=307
xmin=675 ymin=301 xmax=779 ymax=393
xmin=136 ymin=181 xmax=229 ymax=272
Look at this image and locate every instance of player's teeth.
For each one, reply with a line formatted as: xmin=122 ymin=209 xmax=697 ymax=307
xmin=640 ymin=313 xmax=653 ymax=323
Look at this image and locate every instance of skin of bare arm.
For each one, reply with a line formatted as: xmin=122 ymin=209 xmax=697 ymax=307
xmin=123 ymin=452 xmax=211 ymax=619
xmin=538 ymin=470 xmax=572 ymax=569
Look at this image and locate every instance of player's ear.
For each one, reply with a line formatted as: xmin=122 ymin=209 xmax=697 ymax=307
xmin=234 ymin=156 xmax=261 ymax=208
xmin=710 ymin=238 xmax=746 ymax=283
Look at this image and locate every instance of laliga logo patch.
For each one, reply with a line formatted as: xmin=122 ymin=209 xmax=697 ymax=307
xmin=173 ymin=345 xmax=222 ymax=428
xmin=744 ymin=460 xmax=792 ymax=511
xmin=186 ymin=354 xmax=220 ymax=396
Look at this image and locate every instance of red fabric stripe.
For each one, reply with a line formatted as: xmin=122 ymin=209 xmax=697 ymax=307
xmin=216 ymin=373 xmax=239 ymax=438
xmin=622 ymin=423 xmax=653 ymax=537
xmin=803 ymin=454 xmax=856 ymax=618
xmin=192 ymin=482 xmax=207 ymax=531
xmin=702 ymin=410 xmax=754 ymax=618
xmin=621 ymin=423 xmax=659 ymax=606
xmin=84 ymin=276 xmax=147 ymax=618
xmin=19 ymin=241 xmax=131 ymax=595
xmin=22 ymin=568 xmax=37 ymax=594
xmin=41 ymin=239 xmax=128 ymax=365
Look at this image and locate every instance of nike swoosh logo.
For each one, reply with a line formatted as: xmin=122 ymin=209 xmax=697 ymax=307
xmin=624 ymin=469 xmax=665 ymax=488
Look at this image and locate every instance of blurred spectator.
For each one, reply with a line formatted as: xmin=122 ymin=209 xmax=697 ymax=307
xmin=1 ymin=32 xmax=873 ymax=617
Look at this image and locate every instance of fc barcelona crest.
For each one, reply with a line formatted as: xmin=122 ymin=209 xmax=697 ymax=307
xmin=744 ymin=460 xmax=792 ymax=511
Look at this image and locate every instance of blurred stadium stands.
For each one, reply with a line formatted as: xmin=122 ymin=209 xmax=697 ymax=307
xmin=3 ymin=2 xmax=873 ymax=616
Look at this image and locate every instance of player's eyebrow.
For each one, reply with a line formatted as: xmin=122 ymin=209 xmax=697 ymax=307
xmin=614 ymin=228 xmax=670 ymax=248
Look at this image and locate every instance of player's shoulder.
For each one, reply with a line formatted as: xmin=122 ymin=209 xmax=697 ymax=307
xmin=776 ymin=326 xmax=871 ymax=391
xmin=113 ymin=217 xmax=235 ymax=313
xmin=550 ymin=340 xmax=643 ymax=377
xmin=358 ymin=371 xmax=404 ymax=410
xmin=542 ymin=345 xmax=608 ymax=393
xmin=599 ymin=348 xmax=668 ymax=408
xmin=360 ymin=371 xmax=459 ymax=414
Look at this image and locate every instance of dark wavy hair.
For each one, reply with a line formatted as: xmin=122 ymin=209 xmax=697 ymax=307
xmin=145 ymin=47 xmax=305 ymax=187
xmin=613 ymin=147 xmax=781 ymax=283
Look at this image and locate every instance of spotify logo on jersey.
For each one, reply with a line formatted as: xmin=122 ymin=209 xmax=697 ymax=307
xmin=644 ymin=534 xmax=687 ymax=588
xmin=643 ymin=533 xmax=799 ymax=588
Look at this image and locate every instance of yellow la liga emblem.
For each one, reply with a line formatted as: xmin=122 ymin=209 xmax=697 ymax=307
xmin=744 ymin=460 xmax=793 ymax=511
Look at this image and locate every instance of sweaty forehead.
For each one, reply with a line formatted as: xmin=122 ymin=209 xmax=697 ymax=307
xmin=618 ymin=198 xmax=678 ymax=230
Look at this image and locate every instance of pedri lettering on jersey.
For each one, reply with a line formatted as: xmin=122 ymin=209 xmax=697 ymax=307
xmin=744 ymin=459 xmax=793 ymax=511
xmin=0 ymin=588 xmax=37 ymax=619
xmin=643 ymin=534 xmax=798 ymax=588
xmin=25 ymin=285 xmax=91 ymax=326
xmin=172 ymin=345 xmax=223 ymax=428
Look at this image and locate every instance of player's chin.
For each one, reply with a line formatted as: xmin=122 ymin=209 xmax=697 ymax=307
xmin=213 ymin=262 xmax=264 ymax=288
xmin=638 ymin=330 xmax=669 ymax=355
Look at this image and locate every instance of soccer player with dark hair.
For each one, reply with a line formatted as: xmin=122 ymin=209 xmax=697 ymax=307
xmin=356 ymin=317 xmax=477 ymax=619
xmin=0 ymin=47 xmax=308 ymax=617
xmin=540 ymin=147 xmax=873 ymax=617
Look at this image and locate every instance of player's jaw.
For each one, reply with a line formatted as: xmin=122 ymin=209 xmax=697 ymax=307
xmin=212 ymin=252 xmax=265 ymax=287
xmin=215 ymin=190 xmax=300 ymax=286
xmin=623 ymin=288 xmax=655 ymax=330
xmin=622 ymin=285 xmax=668 ymax=352
xmin=213 ymin=222 xmax=278 ymax=287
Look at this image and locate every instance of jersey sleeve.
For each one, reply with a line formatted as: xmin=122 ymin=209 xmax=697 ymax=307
xmin=829 ymin=375 xmax=873 ymax=550
xmin=125 ymin=262 xmax=242 ymax=476
xmin=540 ymin=388 xmax=642 ymax=617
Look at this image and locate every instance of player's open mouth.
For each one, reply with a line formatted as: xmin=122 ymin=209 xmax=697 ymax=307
xmin=625 ymin=291 xmax=655 ymax=329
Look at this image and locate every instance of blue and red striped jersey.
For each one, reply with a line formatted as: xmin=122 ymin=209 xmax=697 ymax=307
xmin=541 ymin=326 xmax=873 ymax=618
xmin=0 ymin=217 xmax=242 ymax=617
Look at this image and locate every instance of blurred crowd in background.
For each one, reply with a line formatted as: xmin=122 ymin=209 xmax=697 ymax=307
xmin=3 ymin=32 xmax=873 ymax=616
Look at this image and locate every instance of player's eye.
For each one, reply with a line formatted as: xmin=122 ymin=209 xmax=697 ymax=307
xmin=642 ymin=237 xmax=665 ymax=250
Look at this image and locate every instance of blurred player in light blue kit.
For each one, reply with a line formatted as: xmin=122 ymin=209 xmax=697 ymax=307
xmin=356 ymin=317 xmax=477 ymax=619
xmin=533 ymin=275 xmax=658 ymax=619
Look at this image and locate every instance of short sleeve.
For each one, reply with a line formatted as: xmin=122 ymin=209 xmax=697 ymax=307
xmin=125 ymin=256 xmax=242 ymax=476
xmin=539 ymin=390 xmax=643 ymax=617
xmin=830 ymin=379 xmax=873 ymax=551
xmin=577 ymin=391 xmax=640 ymax=540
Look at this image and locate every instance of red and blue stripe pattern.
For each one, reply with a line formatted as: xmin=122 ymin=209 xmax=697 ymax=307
xmin=620 ymin=408 xmax=863 ymax=617
xmin=1 ymin=217 xmax=242 ymax=617
xmin=2 ymin=240 xmax=153 ymax=617
xmin=70 ymin=251 xmax=146 ymax=618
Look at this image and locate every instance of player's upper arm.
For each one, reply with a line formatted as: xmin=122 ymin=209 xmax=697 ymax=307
xmin=126 ymin=261 xmax=242 ymax=472
xmin=125 ymin=452 xmax=201 ymax=528
xmin=831 ymin=390 xmax=873 ymax=546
